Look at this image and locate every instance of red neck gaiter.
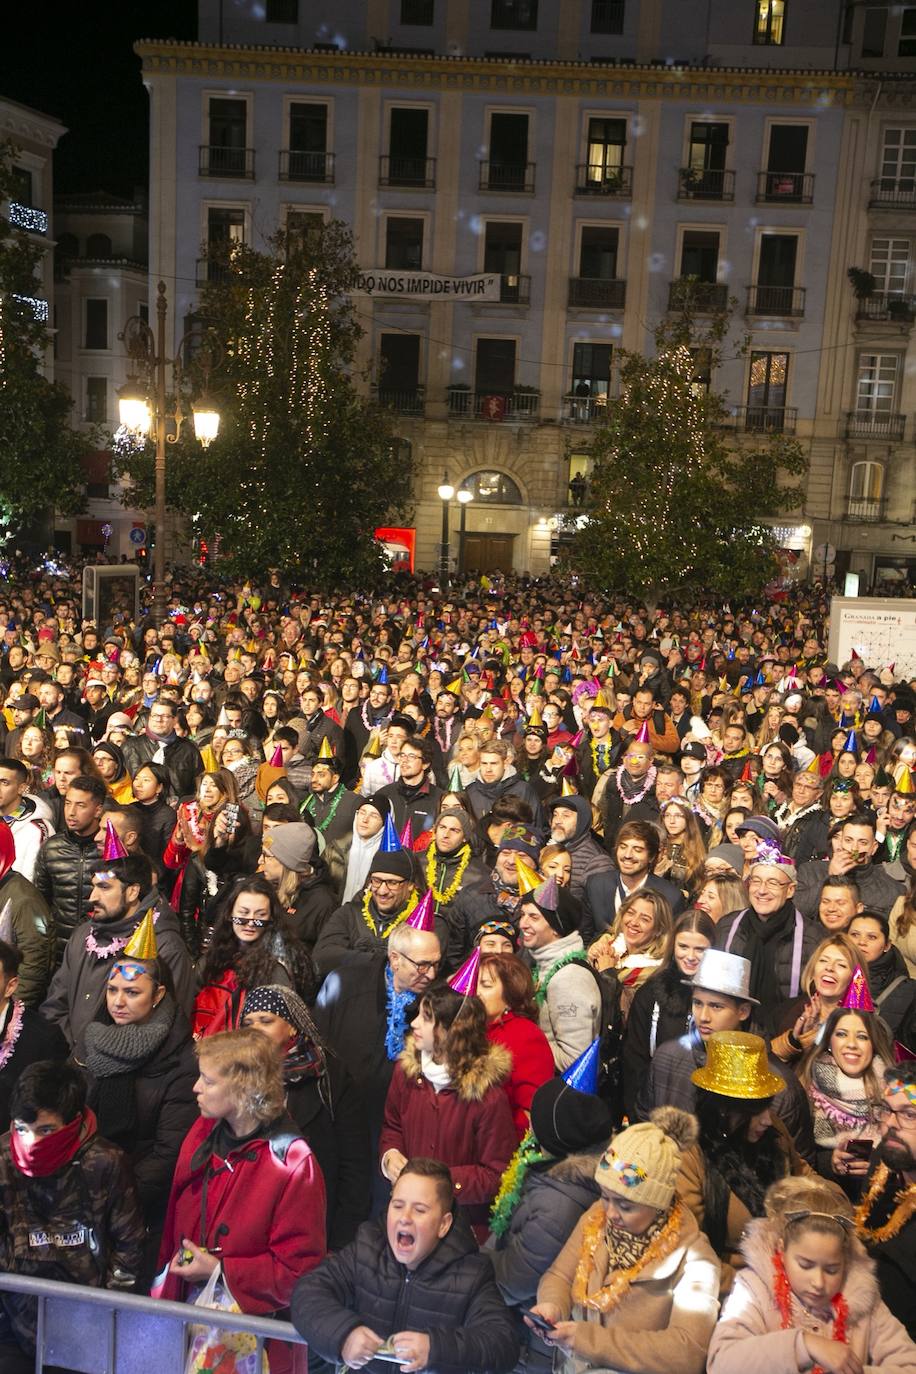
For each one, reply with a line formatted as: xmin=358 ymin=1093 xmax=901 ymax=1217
xmin=10 ymin=1108 xmax=97 ymax=1178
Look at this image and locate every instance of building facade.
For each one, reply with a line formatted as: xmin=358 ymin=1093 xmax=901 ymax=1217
xmin=137 ymin=0 xmax=916 ymax=581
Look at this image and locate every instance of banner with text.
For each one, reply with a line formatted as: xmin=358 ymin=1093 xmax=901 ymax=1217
xmin=355 ymin=270 xmax=501 ymax=301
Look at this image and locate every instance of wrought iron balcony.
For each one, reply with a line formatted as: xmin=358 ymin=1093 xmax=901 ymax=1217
xmin=855 ymin=293 xmax=916 ymax=324
xmin=568 ymin=277 xmax=626 ymax=308
xmin=667 ymin=280 xmax=729 ymax=313
xmin=845 ymin=496 xmax=887 ymax=521
xmin=196 ymin=257 xmax=235 ymax=287
xmin=746 ymin=285 xmax=806 ymax=317
xmin=574 ymin=164 xmax=632 ymax=196
xmin=446 ymin=388 xmax=540 ymax=420
xmin=279 ymin=149 xmax=335 ymax=183
xmin=478 ymin=160 xmax=536 ymax=193
xmin=845 ymin=411 xmax=906 ymax=441
xmin=756 ymin=170 xmax=815 ymax=204
xmin=869 ymin=179 xmax=916 ymax=209
xmin=373 ymin=384 xmax=426 ymax=415
xmin=730 ymin=405 xmax=798 ymax=435
xmin=199 ymin=145 xmax=255 ymax=178
xmin=677 ymin=167 xmax=735 ymax=201
xmin=379 ymin=155 xmax=436 ymax=188
xmin=563 ymin=394 xmax=610 ymax=423
xmin=493 ymin=273 xmax=531 ymax=304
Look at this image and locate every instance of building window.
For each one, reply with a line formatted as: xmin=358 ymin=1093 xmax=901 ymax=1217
xmin=86 ymin=377 xmax=107 ymax=423
xmin=764 ymin=124 xmax=809 ymax=200
xmin=571 ymin=342 xmax=612 ymax=400
xmin=491 ymin=0 xmax=538 ymax=30
xmin=385 ymin=217 xmax=424 ymax=270
xmin=684 ymin=121 xmax=730 ymax=198
xmin=485 ymin=113 xmax=531 ymax=191
xmin=754 ymin=0 xmax=785 ymax=44
xmin=85 ymin=299 xmax=108 ymax=350
xmin=475 ymin=338 xmax=517 ymax=393
xmin=848 ymin=460 xmax=884 ymax=518
xmin=286 ymin=211 xmax=324 ymax=253
xmin=856 ymin=353 xmax=899 ymax=416
xmin=747 ymin=351 xmax=788 ymax=426
xmin=11 ymin=166 xmax=33 ymax=204
xmin=591 ymin=0 xmax=624 ymax=34
xmin=204 ymin=207 xmax=245 ymax=282
xmin=881 ymin=128 xmax=916 ymax=189
xmin=378 ymin=334 xmax=422 ymax=408
xmin=870 ymin=238 xmax=910 ymax=296
xmin=206 ymin=98 xmax=249 ymax=177
xmin=862 ymin=7 xmax=887 ymax=56
xmin=680 ymin=230 xmax=720 ymax=282
xmin=287 ymin=103 xmax=328 ymax=181
xmin=755 ymin=233 xmax=799 ymax=309
xmin=401 ymin=0 xmax=434 ymax=21
xmin=585 ymin=118 xmax=626 ymax=184
xmin=483 ymin=222 xmax=526 ymax=299
xmin=900 ymin=8 xmax=916 ymax=55
xmin=386 ymin=108 xmax=430 ymax=186
xmin=266 ymin=0 xmax=298 ymax=21
xmin=689 ymin=348 xmax=712 ymax=398
xmin=459 ymin=470 xmax=523 ymax=504
xmin=579 ymin=226 xmax=619 ymax=279
xmin=86 ymin=233 xmax=112 ymax=259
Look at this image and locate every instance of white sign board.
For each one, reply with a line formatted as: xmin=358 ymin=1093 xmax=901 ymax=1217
xmin=354 ymin=271 xmax=501 ymax=301
xmin=828 ymin=597 xmax=916 ymax=677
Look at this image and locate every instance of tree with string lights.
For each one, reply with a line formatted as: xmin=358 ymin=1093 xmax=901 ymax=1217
xmin=568 ymin=292 xmax=808 ymax=600
xmin=0 ymin=140 xmax=89 ymax=545
xmin=115 ymin=223 xmax=414 ymax=586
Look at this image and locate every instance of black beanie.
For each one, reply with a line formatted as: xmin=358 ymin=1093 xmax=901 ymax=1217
xmin=530 ymin=1079 xmax=613 ymax=1157
xmin=368 ymin=848 xmax=414 ymax=882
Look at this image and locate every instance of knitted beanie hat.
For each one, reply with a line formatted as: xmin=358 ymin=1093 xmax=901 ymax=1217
xmin=594 ymin=1107 xmax=697 ymax=1210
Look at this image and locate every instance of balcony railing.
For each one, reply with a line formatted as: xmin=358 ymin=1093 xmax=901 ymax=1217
xmin=373 ymin=385 xmax=426 ymax=415
xmin=729 ymin=405 xmax=798 ymax=435
xmin=379 ymin=155 xmax=436 ymax=188
xmin=869 ymin=179 xmax=916 ymax=209
xmin=8 ymin=201 xmax=48 ymax=234
xmin=845 ymin=411 xmax=906 ymax=441
xmin=855 ymin=293 xmax=916 ymax=324
xmin=447 ymin=389 xmax=540 ymax=420
xmin=746 ymin=284 xmax=806 ymax=317
xmin=199 ymin=145 xmax=255 ymax=178
xmin=677 ymin=167 xmax=735 ymax=201
xmin=278 ymin=149 xmax=335 ymax=183
xmin=490 ymin=273 xmax=531 ymax=303
xmin=590 ymin=0 xmax=625 ymax=32
xmin=574 ymin=164 xmax=632 ymax=196
xmin=667 ymin=280 xmax=729 ymax=313
xmin=563 ymin=394 xmax=610 ymax=423
xmin=846 ymin=496 xmax=887 ymax=521
xmin=756 ymin=170 xmax=815 ymax=203
xmin=568 ymin=277 xmax=626 ymax=308
xmin=478 ymin=160 xmax=536 ymax=192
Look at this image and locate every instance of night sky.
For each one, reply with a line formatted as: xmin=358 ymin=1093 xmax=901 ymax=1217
xmin=0 ymin=1 xmax=197 ymax=197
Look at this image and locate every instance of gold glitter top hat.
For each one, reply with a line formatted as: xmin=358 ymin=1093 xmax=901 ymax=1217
xmin=691 ymin=1030 xmax=784 ymax=1100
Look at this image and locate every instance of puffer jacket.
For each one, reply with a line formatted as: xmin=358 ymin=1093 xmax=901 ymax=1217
xmin=708 ymin=1214 xmax=916 ymax=1374
xmin=121 ymin=733 xmax=203 ymax=804
xmin=0 ymin=1122 xmax=145 ymax=1353
xmin=291 ymin=1212 xmax=520 ymax=1374
xmin=0 ymin=869 xmax=56 ymax=1006
xmin=32 ymin=827 xmax=101 ymax=963
xmin=379 ymin=1039 xmax=517 ymax=1237
xmin=547 ymin=795 xmax=613 ymax=898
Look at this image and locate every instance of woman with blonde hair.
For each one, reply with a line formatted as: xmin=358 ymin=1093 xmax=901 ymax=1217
xmin=694 ymin=871 xmax=748 ymax=924
xmin=153 ymin=1027 xmax=325 ymax=1374
xmin=589 ymin=890 xmax=674 ymax=1024
xmin=770 ymin=932 xmax=860 ymax=1063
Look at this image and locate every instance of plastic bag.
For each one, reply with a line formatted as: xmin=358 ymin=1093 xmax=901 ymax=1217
xmin=183 ymin=1264 xmax=269 ymax=1374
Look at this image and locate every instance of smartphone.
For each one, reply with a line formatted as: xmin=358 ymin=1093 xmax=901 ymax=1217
xmin=521 ymin=1308 xmax=556 ymax=1336
xmin=846 ymin=1139 xmax=874 ymax=1161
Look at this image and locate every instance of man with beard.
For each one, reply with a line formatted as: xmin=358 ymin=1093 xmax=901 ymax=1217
xmin=301 ymin=746 xmax=360 ymax=845
xmin=466 ymin=741 xmax=544 ymax=831
xmin=545 ymin=794 xmax=612 ymax=899
xmin=39 ymin=854 xmax=195 ymax=1056
xmin=419 ymin=809 xmax=488 ymax=934
xmin=796 ymin=813 xmax=904 ymax=919
xmin=583 ymin=819 xmax=683 ymax=942
xmin=313 ymin=848 xmax=446 ymax=975
xmin=601 ymin=737 xmax=660 ymax=847
xmin=446 ymin=828 xmax=540 ymax=967
xmin=431 ymin=689 xmax=462 ymax=761
xmin=855 ymin=1063 xmax=916 ymax=1339
xmin=344 ymin=678 xmax=394 ymax=778
xmin=378 ymin=737 xmax=443 ymax=838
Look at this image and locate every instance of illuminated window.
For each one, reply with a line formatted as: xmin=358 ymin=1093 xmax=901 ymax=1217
xmin=459 ymin=471 xmax=523 ymax=504
xmin=754 ymin=0 xmax=785 ymax=44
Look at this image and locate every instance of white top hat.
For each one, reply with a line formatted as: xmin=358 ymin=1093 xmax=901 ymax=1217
xmin=683 ymin=947 xmax=759 ymax=1005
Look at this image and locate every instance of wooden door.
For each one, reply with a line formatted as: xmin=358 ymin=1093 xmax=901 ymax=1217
xmin=462 ymin=533 xmax=515 ymax=573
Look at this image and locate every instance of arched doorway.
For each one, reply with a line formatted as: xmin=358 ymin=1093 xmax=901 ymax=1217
xmin=458 ymin=470 xmax=523 ymax=573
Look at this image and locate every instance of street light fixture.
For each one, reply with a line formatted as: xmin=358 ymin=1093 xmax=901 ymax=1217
xmin=456 ymin=487 xmax=473 ymax=574
xmin=437 ymin=472 xmax=455 ymax=589
xmin=118 ymin=280 xmax=222 ymax=625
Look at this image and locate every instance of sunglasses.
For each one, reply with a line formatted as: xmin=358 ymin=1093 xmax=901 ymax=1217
xmin=232 ymin=915 xmax=268 ymax=929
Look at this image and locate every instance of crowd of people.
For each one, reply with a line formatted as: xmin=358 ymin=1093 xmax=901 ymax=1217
xmin=0 ymin=556 xmax=913 ymax=1374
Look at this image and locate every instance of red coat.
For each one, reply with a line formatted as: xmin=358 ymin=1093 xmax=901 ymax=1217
xmin=154 ymin=1114 xmax=325 ymax=1374
xmin=379 ymin=1040 xmax=517 ymax=1239
xmin=486 ymin=1009 xmax=556 ymax=1138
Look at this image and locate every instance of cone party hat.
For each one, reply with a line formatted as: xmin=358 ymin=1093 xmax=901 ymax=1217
xmin=562 ymin=1038 xmax=600 ymax=1094
xmin=405 ymin=888 xmax=436 ymax=932
xmin=123 ymin=909 xmax=158 ymax=961
xmin=270 ymin=744 xmax=284 ymax=767
xmin=896 ymin=765 xmax=915 ymax=795
xmin=399 ymin=818 xmax=413 ymax=850
xmin=840 ymin=965 xmax=876 ymax=1014
xmin=515 ymin=858 xmax=541 ymax=896
xmin=102 ymin=820 xmax=129 ymax=862
xmin=317 ymin=736 xmax=334 ymax=761
xmin=635 ymin=721 xmax=651 ymax=744
xmin=379 ymin=815 xmax=402 ymax=852
xmin=447 ymin=947 xmax=480 ymax=996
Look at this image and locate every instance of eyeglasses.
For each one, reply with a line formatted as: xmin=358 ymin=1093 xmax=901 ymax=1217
xmin=369 ymin=877 xmax=407 ymax=891
xmin=748 ymin=877 xmax=791 ymax=892
xmin=876 ymin=1102 xmax=916 ymax=1128
xmin=397 ymin=951 xmax=441 ymax=976
xmin=232 ymin=915 xmax=268 ymax=929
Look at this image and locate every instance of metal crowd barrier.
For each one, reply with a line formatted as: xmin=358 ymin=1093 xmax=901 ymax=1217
xmin=0 ymin=1273 xmax=307 ymax=1373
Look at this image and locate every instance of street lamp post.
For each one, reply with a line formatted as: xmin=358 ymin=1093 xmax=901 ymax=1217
xmin=117 ymin=281 xmax=221 ymax=625
xmin=436 ymin=472 xmax=455 ymax=590
xmin=456 ymin=487 xmax=473 ymax=574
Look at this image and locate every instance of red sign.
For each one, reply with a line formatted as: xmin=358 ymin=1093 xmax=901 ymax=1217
xmin=376 ymin=527 xmax=416 ymax=573
xmin=480 ymin=394 xmax=506 ymax=422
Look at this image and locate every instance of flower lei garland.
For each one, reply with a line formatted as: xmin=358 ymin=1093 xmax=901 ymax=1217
xmin=534 ymin=949 xmax=590 ymax=1007
xmin=86 ymin=912 xmax=159 ymax=961
xmin=360 ymin=701 xmax=392 ymax=733
xmin=361 ymin=888 xmax=419 ymax=940
xmin=854 ymin=1163 xmax=916 ymax=1244
xmin=0 ymin=1000 xmax=24 ymax=1070
xmin=773 ymin=1248 xmax=848 ymax=1374
xmin=571 ymin=1201 xmax=682 ymax=1314
xmin=426 ymin=844 xmax=471 ymax=905
xmin=490 ymin=1129 xmax=550 ymax=1236
xmin=614 ymin=764 xmax=657 ymax=807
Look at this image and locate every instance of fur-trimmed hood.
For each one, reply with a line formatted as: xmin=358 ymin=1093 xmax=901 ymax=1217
xmin=545 ymin=1146 xmax=606 ymax=1186
xmin=740 ymin=1216 xmax=879 ymax=1324
xmin=399 ymin=1038 xmax=512 ymax=1102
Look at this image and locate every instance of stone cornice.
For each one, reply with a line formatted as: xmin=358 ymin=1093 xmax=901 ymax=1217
xmin=135 ymin=39 xmax=859 ymax=104
xmin=0 ymin=99 xmax=67 ymax=150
